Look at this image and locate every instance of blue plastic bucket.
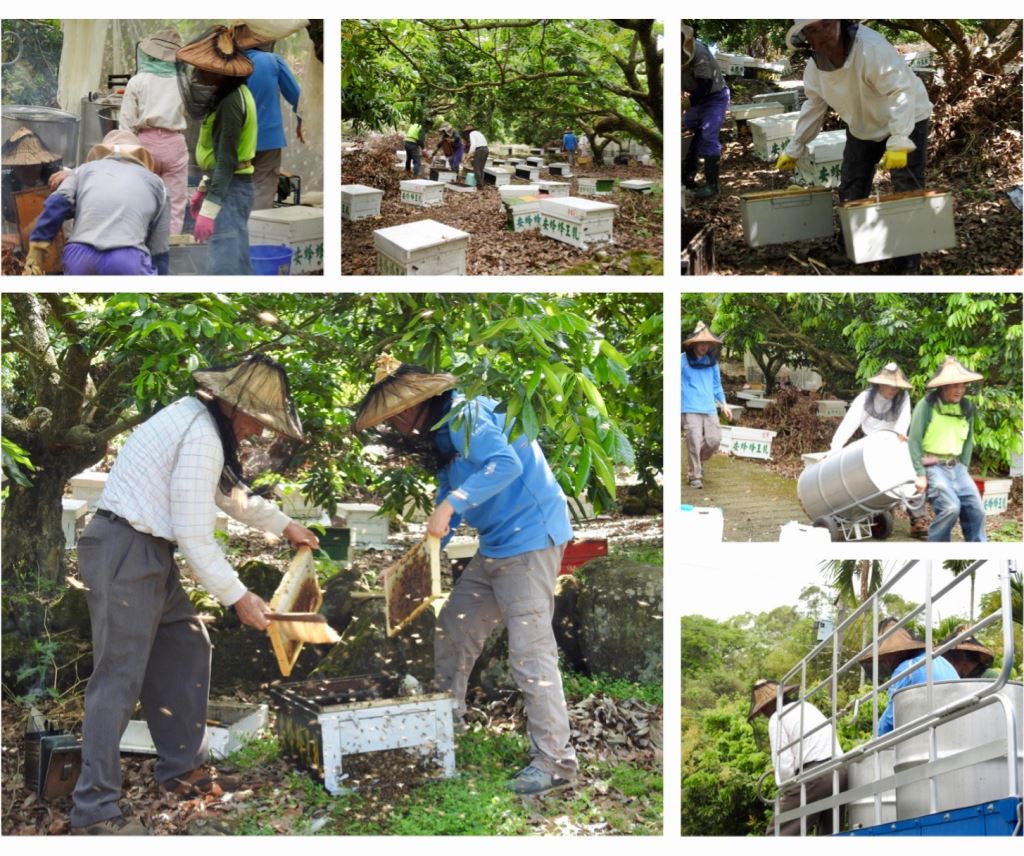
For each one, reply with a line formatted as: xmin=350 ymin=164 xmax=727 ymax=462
xmin=466 ymin=172 xmax=477 ymax=187
xmin=250 ymin=244 xmax=292 ymax=275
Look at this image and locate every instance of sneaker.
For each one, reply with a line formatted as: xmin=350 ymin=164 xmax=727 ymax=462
xmin=688 ymin=478 xmax=703 ymax=489
xmin=507 ymin=765 xmax=573 ymax=796
xmin=162 ymin=766 xmax=240 ymax=797
xmin=72 ymin=816 xmax=148 ymax=835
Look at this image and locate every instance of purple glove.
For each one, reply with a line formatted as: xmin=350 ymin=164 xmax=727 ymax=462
xmin=189 ymin=189 xmax=206 ymax=219
xmin=193 ymin=214 xmax=216 ymax=243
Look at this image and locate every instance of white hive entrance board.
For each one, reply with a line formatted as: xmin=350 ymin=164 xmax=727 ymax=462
xmin=383 ymin=535 xmax=441 ymax=637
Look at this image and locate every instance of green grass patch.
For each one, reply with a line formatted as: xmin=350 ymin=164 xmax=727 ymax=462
xmin=609 ymin=542 xmax=663 ymax=565
xmin=563 ymin=670 xmax=663 ymax=705
xmin=989 ymin=519 xmax=1021 ymax=542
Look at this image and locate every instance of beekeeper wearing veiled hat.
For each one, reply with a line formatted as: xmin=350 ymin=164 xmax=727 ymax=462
xmin=352 ymin=354 xmax=577 ymax=796
xmin=681 ymin=322 xmax=731 ymax=489
xmin=69 ymin=356 xmax=319 ymax=834
xmin=907 ymin=356 xmax=986 ymax=542
xmin=830 ymin=361 xmax=929 ymax=537
xmin=682 ymin=23 xmax=730 ymax=199
xmin=23 ymin=129 xmax=170 ymax=276
xmin=748 ymin=679 xmax=846 ymax=836
xmin=862 ymin=617 xmax=958 ymax=736
xmin=776 ymin=20 xmax=933 ymax=273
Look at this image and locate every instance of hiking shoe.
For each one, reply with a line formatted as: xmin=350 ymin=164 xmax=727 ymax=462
xmin=508 ymin=765 xmax=573 ymax=796
xmin=910 ymin=517 xmax=930 ymax=539
xmin=688 ymin=478 xmax=703 ymax=489
xmin=163 ymin=766 xmax=240 ymax=797
xmin=72 ymin=816 xmax=148 ymax=835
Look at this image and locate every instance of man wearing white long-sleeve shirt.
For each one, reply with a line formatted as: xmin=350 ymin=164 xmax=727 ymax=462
xmin=70 ymin=355 xmax=318 ymax=835
xmin=776 ymin=20 xmax=933 ymax=273
xmin=749 ymin=679 xmax=846 ymax=836
xmin=462 ymin=124 xmax=489 ymax=190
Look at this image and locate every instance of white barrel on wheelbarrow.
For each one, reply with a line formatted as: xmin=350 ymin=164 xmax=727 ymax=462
xmin=798 ymin=430 xmax=916 ymax=523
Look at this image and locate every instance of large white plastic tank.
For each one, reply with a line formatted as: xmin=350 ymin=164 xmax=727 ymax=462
xmin=797 ymin=430 xmax=916 ymax=521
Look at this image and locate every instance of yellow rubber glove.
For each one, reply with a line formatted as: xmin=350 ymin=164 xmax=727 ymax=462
xmin=775 ymin=153 xmax=798 ymax=171
xmin=880 ymin=150 xmax=908 ymax=170
xmin=22 ymin=241 xmax=50 ymax=276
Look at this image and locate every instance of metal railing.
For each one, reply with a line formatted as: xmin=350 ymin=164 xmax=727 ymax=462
xmin=763 ymin=559 xmax=1019 ymax=835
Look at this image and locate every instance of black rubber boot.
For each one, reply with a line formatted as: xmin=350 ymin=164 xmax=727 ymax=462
xmin=693 ymin=156 xmax=720 ymax=198
xmin=682 ymin=142 xmax=700 ymax=190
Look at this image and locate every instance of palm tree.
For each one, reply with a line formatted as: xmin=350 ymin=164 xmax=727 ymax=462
xmin=820 ymin=560 xmax=887 ymax=689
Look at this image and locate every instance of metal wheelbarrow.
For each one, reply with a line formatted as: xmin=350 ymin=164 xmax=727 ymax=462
xmin=797 ymin=430 xmax=926 ymax=542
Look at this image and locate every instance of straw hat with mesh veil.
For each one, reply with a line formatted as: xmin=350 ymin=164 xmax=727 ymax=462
xmin=925 ymin=355 xmax=983 ymax=389
xmin=867 ymin=362 xmax=912 ymax=390
xmin=858 ymin=618 xmax=925 ymax=672
xmin=747 ymin=679 xmax=799 ymax=721
xmin=352 ymin=354 xmax=457 ymax=433
xmin=139 ymin=27 xmax=182 ymax=63
xmin=683 ymin=321 xmax=722 ymax=347
xmin=193 ymin=355 xmax=303 ymax=441
xmin=86 ymin=130 xmax=155 ymax=173
xmin=2 ymin=127 xmax=60 ymax=166
xmin=176 ymin=25 xmax=255 ymax=77
xmin=940 ymin=624 xmax=994 ymax=678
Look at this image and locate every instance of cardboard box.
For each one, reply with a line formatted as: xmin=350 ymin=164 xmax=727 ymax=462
xmin=398 ymin=179 xmax=445 ymax=207
xmin=248 ymin=207 xmax=325 ymax=274
xmin=539 ymin=196 xmax=617 ymax=249
xmin=749 ymin=110 xmax=802 ymax=162
xmin=373 ymin=219 xmax=469 ymax=275
xmin=341 ymin=184 xmax=384 ymax=221
xmin=740 ymin=187 xmax=834 ymax=247
xmin=839 ymin=189 xmax=956 ymax=263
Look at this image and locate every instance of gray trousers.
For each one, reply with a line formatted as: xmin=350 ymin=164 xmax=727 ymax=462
xmin=70 ymin=515 xmax=211 ymax=827
xmin=472 ymin=146 xmax=488 ymax=189
xmin=766 ymin=762 xmax=848 ymax=836
xmin=252 ymin=148 xmax=283 ymax=212
xmin=683 ymin=411 xmax=721 ymax=480
xmin=434 ymin=542 xmax=578 ymax=779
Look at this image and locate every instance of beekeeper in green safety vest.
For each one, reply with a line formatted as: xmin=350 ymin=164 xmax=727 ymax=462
xmin=404 ymin=119 xmax=430 ymax=177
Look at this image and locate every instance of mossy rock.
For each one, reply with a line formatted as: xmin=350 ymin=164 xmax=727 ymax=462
xmin=48 ymin=583 xmax=92 ymax=639
xmin=312 ymin=597 xmax=434 ymax=684
xmin=576 ymin=558 xmax=662 ymax=684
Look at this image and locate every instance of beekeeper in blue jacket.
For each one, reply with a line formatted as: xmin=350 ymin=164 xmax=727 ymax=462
xmin=353 ymin=354 xmax=578 ymax=797
xmin=775 ymin=20 xmax=933 ymax=272
xmin=681 ymin=322 xmax=731 ymax=489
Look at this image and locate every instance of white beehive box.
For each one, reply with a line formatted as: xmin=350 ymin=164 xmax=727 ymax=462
xmin=904 ymin=49 xmax=932 ymax=68
xmin=740 ymin=188 xmax=834 ymax=247
xmin=373 ymin=219 xmax=469 ymax=276
xmin=529 ymin=147 xmax=544 ymax=155
xmin=428 ymin=168 xmax=456 ymax=184
xmin=120 ymin=701 xmax=268 ymax=760
xmin=526 ymin=156 xmax=546 ymax=167
xmin=278 ymin=487 xmax=325 ymax=520
xmin=749 ymin=110 xmax=802 ymax=162
xmin=515 ymin=165 xmax=541 ymax=181
xmin=548 ymin=163 xmax=572 ymax=177
xmin=483 ymin=166 xmax=513 ymax=186
xmin=341 ymin=184 xmax=384 ymax=222
xmin=504 ymin=195 xmax=542 ymax=232
xmin=535 ymin=180 xmax=570 ymax=198
xmin=399 ymin=179 xmax=445 ymax=207
xmin=716 ymin=52 xmax=751 ymax=76
xmin=619 ymin=179 xmax=654 ymax=194
xmin=489 ymin=157 xmax=506 ymax=166
xmin=508 ymin=157 xmax=524 ymax=166
xmin=69 ymin=469 xmax=108 ymax=511
xmin=336 ymin=502 xmax=390 ymax=549
xmin=717 ymin=425 xmax=733 ymax=454
xmin=539 ymin=196 xmax=617 ymax=249
xmin=731 ymin=102 xmax=785 ymax=121
xmin=981 ymin=478 xmax=1012 ymax=516
xmin=499 ymin=184 xmax=539 ymax=200
xmin=62 ymin=498 xmax=87 ymax=548
xmin=754 ymin=90 xmax=800 ymax=111
xmin=796 ymin=130 xmax=846 ymax=188
xmin=839 ymin=190 xmax=956 ymax=263
xmin=724 ymin=404 xmax=744 ymax=421
xmin=801 ymin=451 xmax=829 ymax=468
xmin=394 ymin=148 xmax=406 ymax=167
xmin=576 ymin=176 xmax=615 ymax=195
xmin=249 ymin=207 xmax=324 ymax=274
xmin=744 ymin=397 xmax=775 ymax=410
xmin=816 ymin=399 xmax=847 ymax=418
xmin=728 ymin=426 xmax=777 ymax=460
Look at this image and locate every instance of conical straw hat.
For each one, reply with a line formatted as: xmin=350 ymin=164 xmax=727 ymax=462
xmin=2 ymin=127 xmax=60 ymax=166
xmin=352 ymin=353 xmax=457 ymax=432
xmin=867 ymin=361 xmax=912 ymax=390
xmin=683 ymin=322 xmax=722 ymax=347
xmin=747 ymin=678 xmax=799 ymax=721
xmin=139 ymin=26 xmax=182 ymax=63
xmin=176 ymin=25 xmax=254 ymax=77
xmin=940 ymin=624 xmax=994 ymax=678
xmin=193 ymin=354 xmax=303 ymax=441
xmin=925 ymin=356 xmax=983 ymax=388
xmin=86 ymin=129 xmax=155 ymax=172
xmin=859 ymin=619 xmax=925 ymax=670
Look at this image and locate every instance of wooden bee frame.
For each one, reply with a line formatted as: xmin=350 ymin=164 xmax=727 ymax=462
xmin=382 ymin=535 xmax=440 ymax=637
xmin=268 ymin=547 xmax=323 ymax=677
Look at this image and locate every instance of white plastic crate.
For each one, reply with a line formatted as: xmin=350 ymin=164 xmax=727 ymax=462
xmin=341 ymin=184 xmax=384 ymax=221
xmin=577 ymin=176 xmax=615 ymax=195
xmin=483 ymin=166 xmax=513 ymax=186
xmin=514 ymin=165 xmax=541 ymax=181
xmin=749 ymin=110 xmax=802 ymax=162
xmin=373 ymin=219 xmax=469 ymax=276
xmin=499 ymin=184 xmax=540 ymax=200
xmin=796 ymin=130 xmax=846 ymax=188
xmin=548 ymin=163 xmax=572 ymax=177
xmin=981 ymin=478 xmax=1012 ymax=516
xmin=731 ymin=102 xmax=785 ymax=121
xmin=619 ymin=179 xmax=654 ymax=194
xmin=336 ymin=502 xmax=390 ymax=549
xmin=504 ymin=195 xmax=542 ymax=232
xmin=728 ymin=426 xmax=777 ymax=460
xmin=62 ymin=498 xmax=87 ymax=548
xmin=539 ymin=196 xmax=617 ymax=249
xmin=69 ymin=469 xmax=108 ymax=511
xmin=525 ymin=156 xmax=546 ymax=167
xmin=248 ymin=207 xmax=325 ymax=274
xmin=839 ymin=190 xmax=956 ymax=263
xmin=534 ymin=180 xmax=570 ymax=198
xmin=740 ymin=187 xmax=834 ymax=247
xmin=816 ymin=399 xmax=847 ymax=418
xmin=399 ymin=179 xmax=445 ymax=207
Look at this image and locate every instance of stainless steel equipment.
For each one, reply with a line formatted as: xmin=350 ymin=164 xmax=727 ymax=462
xmin=77 ymin=96 xmax=122 ymax=164
xmin=847 ymin=749 xmax=897 ymax=828
xmin=2 ymin=105 xmax=79 ymax=165
xmin=893 ymin=680 xmax=1023 ymax=819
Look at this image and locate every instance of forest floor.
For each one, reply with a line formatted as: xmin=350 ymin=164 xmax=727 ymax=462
xmin=342 ymin=133 xmax=663 ymax=276
xmin=684 ymin=71 xmax=1023 ymax=276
